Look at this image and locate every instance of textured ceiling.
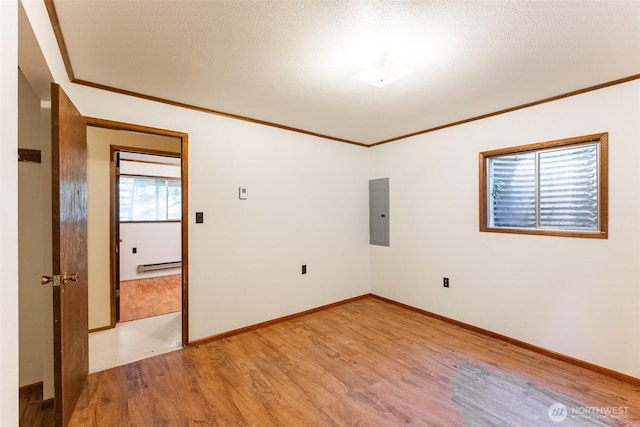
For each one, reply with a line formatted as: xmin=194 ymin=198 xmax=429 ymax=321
xmin=52 ymin=1 xmax=640 ymax=145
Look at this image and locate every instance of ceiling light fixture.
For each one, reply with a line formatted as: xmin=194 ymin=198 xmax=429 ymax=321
xmin=351 ymin=55 xmax=413 ymax=88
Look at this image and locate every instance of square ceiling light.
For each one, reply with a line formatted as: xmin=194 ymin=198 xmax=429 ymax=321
xmin=351 ymin=56 xmax=413 ymax=88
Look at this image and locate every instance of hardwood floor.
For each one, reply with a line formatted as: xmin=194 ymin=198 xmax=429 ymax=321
xmin=19 ymin=385 xmax=53 ymax=427
xmin=22 ymin=297 xmax=640 ymax=426
xmin=119 ymin=274 xmax=181 ymax=322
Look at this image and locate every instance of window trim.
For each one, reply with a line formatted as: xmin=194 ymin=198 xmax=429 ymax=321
xmin=479 ymin=133 xmax=608 ymax=239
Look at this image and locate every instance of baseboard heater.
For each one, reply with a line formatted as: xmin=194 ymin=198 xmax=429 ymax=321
xmin=137 ymin=261 xmax=182 ymax=273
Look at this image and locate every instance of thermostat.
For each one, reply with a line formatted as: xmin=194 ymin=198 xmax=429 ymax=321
xmin=239 ymin=186 xmax=248 ymax=200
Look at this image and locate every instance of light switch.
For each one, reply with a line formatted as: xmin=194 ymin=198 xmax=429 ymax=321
xmin=239 ymin=186 xmax=248 ymax=200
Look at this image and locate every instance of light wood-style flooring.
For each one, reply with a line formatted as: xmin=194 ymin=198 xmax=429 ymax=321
xmin=22 ymin=296 xmax=640 ymax=426
xmin=119 ymin=274 xmax=181 ymax=322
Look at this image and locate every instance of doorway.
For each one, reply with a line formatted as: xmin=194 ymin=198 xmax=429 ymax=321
xmin=85 ymin=119 xmax=189 ymax=372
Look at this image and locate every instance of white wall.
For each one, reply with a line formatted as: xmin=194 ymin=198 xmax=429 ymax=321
xmin=370 ymin=79 xmax=640 ymax=378
xmin=120 ymin=222 xmax=182 ymax=281
xmin=0 ymin=0 xmax=19 ymax=424
xmin=87 ymin=126 xmax=180 ymax=329
xmin=186 ymin=124 xmax=370 ymax=339
xmin=18 ymin=70 xmax=43 ymax=387
xmin=17 ymin=0 xmax=56 ymax=400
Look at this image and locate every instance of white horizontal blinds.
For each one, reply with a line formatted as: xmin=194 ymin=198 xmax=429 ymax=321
xmin=119 ymin=176 xmax=181 ymax=221
xmin=120 ymin=176 xmax=167 ymax=220
xmin=539 ymin=144 xmax=598 ymax=230
xmin=489 ymin=152 xmax=536 ymax=228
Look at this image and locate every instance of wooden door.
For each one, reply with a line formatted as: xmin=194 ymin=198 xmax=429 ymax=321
xmin=51 ymin=83 xmax=89 ymax=427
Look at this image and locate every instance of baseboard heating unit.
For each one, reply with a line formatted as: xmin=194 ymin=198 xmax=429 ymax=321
xmin=137 ymin=261 xmax=182 ymax=273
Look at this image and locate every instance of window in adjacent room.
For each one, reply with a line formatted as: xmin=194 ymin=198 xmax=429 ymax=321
xmin=479 ymin=133 xmax=608 ymax=238
xmin=119 ymin=176 xmax=181 ymax=221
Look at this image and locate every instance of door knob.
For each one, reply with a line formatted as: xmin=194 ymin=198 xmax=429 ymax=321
xmin=41 ymin=273 xmax=77 ymax=285
xmin=41 ymin=275 xmax=61 ymax=287
xmin=63 ymin=272 xmax=78 ymax=283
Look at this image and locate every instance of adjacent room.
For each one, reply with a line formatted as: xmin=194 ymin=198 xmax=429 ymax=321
xmin=116 ymin=150 xmax=182 ymax=323
xmin=4 ymin=1 xmax=640 ymax=426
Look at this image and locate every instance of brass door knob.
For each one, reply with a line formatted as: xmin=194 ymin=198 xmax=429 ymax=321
xmin=62 ymin=272 xmax=78 ymax=283
xmin=41 ymin=275 xmax=61 ymax=287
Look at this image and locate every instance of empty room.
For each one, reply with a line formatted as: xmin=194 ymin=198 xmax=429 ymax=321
xmin=3 ymin=1 xmax=640 ymax=426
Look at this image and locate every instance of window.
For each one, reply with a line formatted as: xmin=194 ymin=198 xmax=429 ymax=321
xmin=119 ymin=175 xmax=182 ymax=221
xmin=479 ymin=133 xmax=607 ymax=238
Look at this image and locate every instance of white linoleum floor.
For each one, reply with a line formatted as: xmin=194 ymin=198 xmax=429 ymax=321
xmin=89 ymin=311 xmax=182 ymax=373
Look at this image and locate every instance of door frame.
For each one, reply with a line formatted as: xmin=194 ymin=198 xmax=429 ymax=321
xmin=86 ymin=117 xmax=190 ymax=346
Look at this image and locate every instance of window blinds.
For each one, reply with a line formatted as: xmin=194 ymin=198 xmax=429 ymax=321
xmin=488 ymin=144 xmax=598 ymax=230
